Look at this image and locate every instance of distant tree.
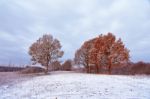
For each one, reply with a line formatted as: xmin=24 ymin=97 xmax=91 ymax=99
xmin=29 ymin=34 xmax=64 ymax=74
xmin=51 ymin=61 xmax=61 ymax=71
xmin=74 ymin=33 xmax=130 ymax=74
xmin=130 ymin=61 xmax=150 ymax=74
xmin=62 ymin=60 xmax=72 ymax=71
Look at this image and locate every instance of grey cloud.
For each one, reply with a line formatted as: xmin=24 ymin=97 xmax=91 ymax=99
xmin=0 ymin=0 xmax=150 ymax=65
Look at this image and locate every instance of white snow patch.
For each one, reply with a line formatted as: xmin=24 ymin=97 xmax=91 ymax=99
xmin=0 ymin=72 xmax=150 ymax=99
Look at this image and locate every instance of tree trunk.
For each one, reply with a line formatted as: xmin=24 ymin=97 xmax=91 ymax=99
xmin=45 ymin=62 xmax=49 ymax=74
xmin=45 ymin=56 xmax=50 ymax=74
xmin=44 ymin=65 xmax=48 ymax=74
xmin=86 ymin=66 xmax=89 ymax=73
xmin=96 ymin=63 xmax=99 ymax=74
xmin=88 ymin=65 xmax=91 ymax=73
xmin=85 ymin=62 xmax=90 ymax=73
xmin=108 ymin=59 xmax=112 ymax=74
xmin=108 ymin=65 xmax=111 ymax=74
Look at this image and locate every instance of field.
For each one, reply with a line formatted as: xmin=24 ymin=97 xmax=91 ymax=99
xmin=0 ymin=71 xmax=150 ymax=99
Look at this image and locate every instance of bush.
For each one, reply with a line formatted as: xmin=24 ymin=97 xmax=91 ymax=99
xmin=19 ymin=66 xmax=45 ymax=74
xmin=112 ymin=62 xmax=150 ymax=75
xmin=50 ymin=61 xmax=61 ymax=71
xmin=130 ymin=62 xmax=150 ymax=75
xmin=61 ymin=60 xmax=72 ymax=71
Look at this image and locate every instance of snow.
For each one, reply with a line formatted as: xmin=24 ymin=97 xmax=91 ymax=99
xmin=0 ymin=71 xmax=150 ymax=99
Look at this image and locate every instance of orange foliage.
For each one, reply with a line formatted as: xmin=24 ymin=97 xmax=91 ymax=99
xmin=74 ymin=33 xmax=130 ymax=74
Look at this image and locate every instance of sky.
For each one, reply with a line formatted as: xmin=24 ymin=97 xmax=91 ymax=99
xmin=0 ymin=0 xmax=150 ymax=66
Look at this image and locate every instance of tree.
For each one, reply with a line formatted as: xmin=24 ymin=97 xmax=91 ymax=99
xmin=74 ymin=33 xmax=130 ymax=74
xmin=51 ymin=61 xmax=61 ymax=71
xmin=98 ymin=33 xmax=129 ymax=74
xmin=62 ymin=60 xmax=72 ymax=71
xmin=29 ymin=34 xmax=64 ymax=74
xmin=74 ymin=39 xmax=94 ymax=73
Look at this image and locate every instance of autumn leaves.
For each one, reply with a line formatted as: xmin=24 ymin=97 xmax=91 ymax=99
xmin=29 ymin=33 xmax=129 ymax=74
xmin=74 ymin=33 xmax=129 ymax=74
xmin=29 ymin=34 xmax=64 ymax=74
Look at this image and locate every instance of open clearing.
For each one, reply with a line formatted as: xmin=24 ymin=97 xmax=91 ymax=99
xmin=0 ymin=71 xmax=150 ymax=99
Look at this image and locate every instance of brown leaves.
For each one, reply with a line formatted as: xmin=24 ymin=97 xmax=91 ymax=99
xmin=74 ymin=33 xmax=130 ymax=74
xmin=29 ymin=34 xmax=64 ymax=72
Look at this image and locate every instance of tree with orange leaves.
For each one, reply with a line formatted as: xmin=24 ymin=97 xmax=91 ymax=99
xmin=75 ymin=33 xmax=129 ymax=74
xmin=91 ymin=33 xmax=129 ymax=74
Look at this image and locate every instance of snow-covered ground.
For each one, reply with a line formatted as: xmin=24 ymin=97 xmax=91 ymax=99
xmin=0 ymin=71 xmax=150 ymax=99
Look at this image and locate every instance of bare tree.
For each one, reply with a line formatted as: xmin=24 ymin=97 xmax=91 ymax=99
xmin=29 ymin=34 xmax=64 ymax=74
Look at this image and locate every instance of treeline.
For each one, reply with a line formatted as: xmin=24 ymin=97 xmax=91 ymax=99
xmin=0 ymin=60 xmax=72 ymax=73
xmin=49 ymin=60 xmax=72 ymax=71
xmin=0 ymin=66 xmax=25 ymax=72
xmin=19 ymin=60 xmax=72 ymax=74
xmin=75 ymin=62 xmax=150 ymax=75
xmin=1 ymin=61 xmax=150 ymax=75
xmin=2 ymin=33 xmax=149 ymax=75
xmin=112 ymin=61 xmax=150 ymax=75
xmin=27 ymin=33 xmax=150 ymax=75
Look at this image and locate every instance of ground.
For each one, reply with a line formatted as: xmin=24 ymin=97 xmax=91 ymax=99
xmin=0 ymin=71 xmax=150 ymax=99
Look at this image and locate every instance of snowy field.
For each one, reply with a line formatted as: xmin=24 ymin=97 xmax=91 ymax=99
xmin=0 ymin=71 xmax=150 ymax=99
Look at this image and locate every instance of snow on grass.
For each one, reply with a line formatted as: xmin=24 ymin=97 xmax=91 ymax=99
xmin=0 ymin=71 xmax=150 ymax=99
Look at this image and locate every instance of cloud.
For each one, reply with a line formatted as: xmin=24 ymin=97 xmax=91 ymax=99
xmin=0 ymin=0 xmax=150 ymax=65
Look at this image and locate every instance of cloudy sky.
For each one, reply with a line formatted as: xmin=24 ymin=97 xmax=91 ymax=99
xmin=0 ymin=0 xmax=150 ymax=65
